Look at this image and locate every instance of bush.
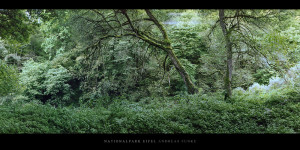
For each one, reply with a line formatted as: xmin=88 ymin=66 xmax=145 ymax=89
xmin=0 ymin=60 xmax=21 ymax=97
xmin=44 ymin=66 xmax=73 ymax=106
xmin=1 ymin=86 xmax=300 ymax=134
xmin=20 ymin=59 xmax=74 ymax=107
xmin=0 ymin=101 xmax=110 ymax=134
xmin=253 ymin=68 xmax=276 ymax=85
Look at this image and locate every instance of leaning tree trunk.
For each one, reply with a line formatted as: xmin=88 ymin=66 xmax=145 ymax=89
xmin=165 ymin=47 xmax=199 ymax=94
xmin=144 ymin=9 xmax=199 ymax=94
xmin=219 ymin=9 xmax=233 ymax=100
xmin=119 ymin=9 xmax=199 ymax=94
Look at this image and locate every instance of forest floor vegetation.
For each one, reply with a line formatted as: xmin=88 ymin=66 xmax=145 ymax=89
xmin=1 ymin=86 xmax=300 ymax=134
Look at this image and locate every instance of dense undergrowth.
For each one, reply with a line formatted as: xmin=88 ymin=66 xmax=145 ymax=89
xmin=1 ymin=85 xmax=300 ymax=134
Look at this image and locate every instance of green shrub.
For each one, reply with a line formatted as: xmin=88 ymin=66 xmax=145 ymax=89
xmin=253 ymin=68 xmax=276 ymax=85
xmin=1 ymin=88 xmax=300 ymax=134
xmin=20 ymin=59 xmax=74 ymax=106
xmin=0 ymin=100 xmax=111 ymax=134
xmin=0 ymin=60 xmax=21 ymax=97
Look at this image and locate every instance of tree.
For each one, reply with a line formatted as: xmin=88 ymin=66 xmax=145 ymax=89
xmin=164 ymin=10 xmax=209 ymax=94
xmin=0 ymin=9 xmax=38 ymax=97
xmin=72 ymin=9 xmax=199 ymax=94
xmin=0 ymin=9 xmax=36 ymax=43
xmin=213 ymin=9 xmax=281 ymax=99
xmin=219 ymin=9 xmax=233 ymax=100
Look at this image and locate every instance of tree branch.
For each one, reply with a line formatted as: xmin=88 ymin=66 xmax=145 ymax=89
xmin=120 ymin=9 xmax=138 ymax=33
xmin=85 ymin=33 xmax=137 ymax=51
xmin=207 ymin=19 xmax=220 ymax=40
xmin=145 ymin=9 xmax=169 ymax=40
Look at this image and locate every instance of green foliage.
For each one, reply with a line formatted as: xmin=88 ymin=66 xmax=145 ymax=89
xmin=253 ymin=68 xmax=276 ymax=85
xmin=44 ymin=66 xmax=73 ymax=106
xmin=2 ymin=88 xmax=300 ymax=133
xmin=0 ymin=60 xmax=21 ymax=97
xmin=4 ymin=53 xmax=21 ymax=65
xmin=170 ymin=27 xmax=207 ymax=64
xmin=21 ymin=29 xmax=48 ymax=61
xmin=232 ymin=68 xmax=255 ymax=89
xmin=20 ymin=59 xmax=74 ymax=106
xmin=40 ymin=10 xmax=74 ymax=60
xmin=166 ymin=18 xmax=209 ymax=94
xmin=0 ymin=100 xmax=110 ymax=133
xmin=0 ymin=9 xmax=36 ymax=43
xmin=3 ymin=9 xmax=300 ymax=134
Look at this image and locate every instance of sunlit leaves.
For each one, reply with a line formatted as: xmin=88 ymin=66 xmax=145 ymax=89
xmin=20 ymin=59 xmax=73 ymax=106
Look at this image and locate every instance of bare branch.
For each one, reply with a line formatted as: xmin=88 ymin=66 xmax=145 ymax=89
xmin=207 ymin=19 xmax=220 ymax=40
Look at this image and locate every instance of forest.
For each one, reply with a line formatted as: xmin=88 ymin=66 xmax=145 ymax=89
xmin=1 ymin=9 xmax=300 ymax=134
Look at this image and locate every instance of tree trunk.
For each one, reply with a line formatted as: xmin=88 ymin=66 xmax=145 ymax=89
xmin=144 ymin=9 xmax=198 ymax=94
xmin=121 ymin=9 xmax=199 ymax=94
xmin=166 ymin=47 xmax=199 ymax=94
xmin=219 ymin=9 xmax=233 ymax=100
